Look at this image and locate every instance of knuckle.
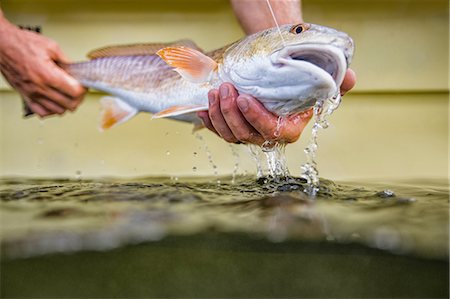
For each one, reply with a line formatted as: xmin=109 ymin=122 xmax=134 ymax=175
xmin=39 ymin=70 xmax=52 ymax=82
xmin=28 ymin=86 xmax=42 ymax=98
xmin=47 ymin=40 xmax=59 ymax=51
xmin=220 ymin=103 xmax=232 ymax=115
xmin=29 ymin=73 xmax=44 ymax=86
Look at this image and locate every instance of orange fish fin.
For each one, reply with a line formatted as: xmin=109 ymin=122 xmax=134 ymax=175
xmin=152 ymin=104 xmax=208 ymax=119
xmin=100 ymin=97 xmax=138 ymax=131
xmin=88 ymin=40 xmax=202 ymax=59
xmin=157 ymin=47 xmax=218 ymax=83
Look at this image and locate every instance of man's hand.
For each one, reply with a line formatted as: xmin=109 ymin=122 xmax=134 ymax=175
xmin=198 ymin=69 xmax=356 ymax=145
xmin=0 ymin=18 xmax=86 ymax=117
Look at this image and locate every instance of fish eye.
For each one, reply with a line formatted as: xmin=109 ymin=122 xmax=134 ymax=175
xmin=290 ymin=24 xmax=309 ymax=34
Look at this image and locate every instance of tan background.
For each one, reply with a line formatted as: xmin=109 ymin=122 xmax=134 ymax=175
xmin=0 ymin=0 xmax=448 ymax=180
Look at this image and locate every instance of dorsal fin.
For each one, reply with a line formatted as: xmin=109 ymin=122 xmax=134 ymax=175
xmin=87 ymin=39 xmax=202 ymax=59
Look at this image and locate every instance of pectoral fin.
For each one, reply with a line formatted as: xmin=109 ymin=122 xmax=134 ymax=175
xmin=100 ymin=97 xmax=138 ymax=130
xmin=156 ymin=47 xmax=218 ymax=83
xmin=152 ymin=104 xmax=208 ymax=119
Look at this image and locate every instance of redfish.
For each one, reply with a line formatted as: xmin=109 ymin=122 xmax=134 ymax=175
xmin=67 ymin=23 xmax=354 ymax=130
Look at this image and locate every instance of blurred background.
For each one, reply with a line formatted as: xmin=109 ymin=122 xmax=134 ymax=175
xmin=0 ymin=0 xmax=448 ymax=180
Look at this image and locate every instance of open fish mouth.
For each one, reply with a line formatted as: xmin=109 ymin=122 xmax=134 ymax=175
xmin=274 ymin=43 xmax=348 ymax=87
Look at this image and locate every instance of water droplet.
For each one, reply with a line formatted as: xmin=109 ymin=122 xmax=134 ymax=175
xmin=166 ymin=151 xmax=171 ymax=156
xmin=378 ymin=189 xmax=395 ymax=198
xmin=193 ymin=152 xmax=197 ymax=156
xmin=75 ymin=170 xmax=82 ymax=180
xmin=196 ymin=133 xmax=218 ymax=176
xmin=192 ymin=166 xmax=197 ymax=172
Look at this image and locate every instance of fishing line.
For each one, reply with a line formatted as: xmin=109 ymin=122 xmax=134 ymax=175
xmin=265 ymin=0 xmax=286 ymax=46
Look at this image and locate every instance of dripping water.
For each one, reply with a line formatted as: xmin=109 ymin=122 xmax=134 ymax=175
xmin=301 ymin=93 xmax=342 ymax=196
xmin=247 ymin=143 xmax=290 ymax=179
xmin=195 ymin=133 xmax=219 ymax=180
xmin=247 ymin=144 xmax=264 ymax=178
xmin=262 ymin=143 xmax=290 ymax=178
xmin=229 ymin=144 xmax=240 ymax=184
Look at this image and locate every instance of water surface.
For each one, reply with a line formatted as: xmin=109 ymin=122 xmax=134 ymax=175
xmin=1 ymin=176 xmax=448 ymax=260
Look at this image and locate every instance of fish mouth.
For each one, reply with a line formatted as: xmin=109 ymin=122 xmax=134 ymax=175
xmin=274 ymin=43 xmax=347 ymax=87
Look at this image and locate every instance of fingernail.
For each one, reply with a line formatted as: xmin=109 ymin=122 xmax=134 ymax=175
xmin=66 ymin=76 xmax=80 ymax=88
xmin=219 ymin=85 xmax=229 ymax=99
xmin=237 ymin=96 xmax=249 ymax=113
xmin=208 ymin=92 xmax=216 ymax=105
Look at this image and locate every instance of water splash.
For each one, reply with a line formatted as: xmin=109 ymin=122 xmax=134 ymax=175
xmin=263 ymin=143 xmax=290 ymax=178
xmin=247 ymin=143 xmax=290 ymax=179
xmin=301 ymin=93 xmax=342 ymax=196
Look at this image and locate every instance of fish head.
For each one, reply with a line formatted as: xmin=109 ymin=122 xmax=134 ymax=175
xmin=221 ymin=23 xmax=354 ymax=115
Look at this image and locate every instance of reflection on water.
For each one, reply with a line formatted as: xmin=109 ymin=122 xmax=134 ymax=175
xmin=0 ymin=176 xmax=448 ymax=260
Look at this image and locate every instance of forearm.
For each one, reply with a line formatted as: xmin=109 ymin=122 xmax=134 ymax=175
xmin=0 ymin=9 xmax=18 ymax=50
xmin=230 ymin=0 xmax=303 ymax=35
xmin=0 ymin=11 xmax=17 ymax=63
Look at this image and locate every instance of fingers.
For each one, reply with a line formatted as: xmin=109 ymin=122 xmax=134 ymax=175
xmin=200 ymin=83 xmax=312 ymax=145
xmin=197 ymin=111 xmax=219 ymax=136
xmin=340 ymin=68 xmax=356 ymax=95
xmin=237 ymin=95 xmax=310 ymax=143
xmin=218 ymin=84 xmax=265 ymax=144
xmin=207 ymin=88 xmax=239 ymax=143
xmin=38 ymin=98 xmax=66 ymax=115
xmin=46 ymin=63 xmax=86 ymax=101
xmin=0 ymin=27 xmax=86 ymax=118
xmin=236 ymin=95 xmax=278 ymax=140
xmin=24 ymin=99 xmax=52 ymax=117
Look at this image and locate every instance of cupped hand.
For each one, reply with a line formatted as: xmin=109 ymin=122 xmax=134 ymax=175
xmin=0 ymin=21 xmax=86 ymax=117
xmin=198 ymin=69 xmax=356 ymax=145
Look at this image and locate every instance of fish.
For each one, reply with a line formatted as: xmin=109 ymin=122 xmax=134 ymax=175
xmin=65 ymin=23 xmax=354 ymax=130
